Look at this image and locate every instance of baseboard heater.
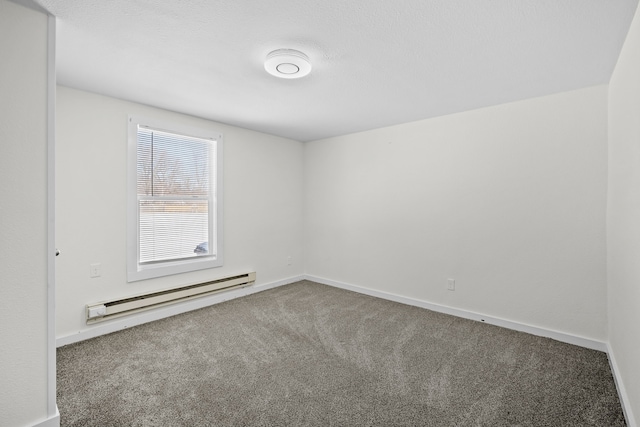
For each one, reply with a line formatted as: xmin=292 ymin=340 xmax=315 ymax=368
xmin=86 ymin=272 xmax=256 ymax=324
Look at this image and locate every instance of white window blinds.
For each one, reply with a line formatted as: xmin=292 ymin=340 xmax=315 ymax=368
xmin=136 ymin=127 xmax=216 ymax=264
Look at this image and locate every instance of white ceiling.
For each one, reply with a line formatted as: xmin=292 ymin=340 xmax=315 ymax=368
xmin=37 ymin=0 xmax=638 ymax=142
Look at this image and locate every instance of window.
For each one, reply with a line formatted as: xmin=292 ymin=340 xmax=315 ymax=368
xmin=127 ymin=116 xmax=223 ymax=282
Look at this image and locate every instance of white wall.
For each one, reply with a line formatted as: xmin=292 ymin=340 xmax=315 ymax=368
xmin=0 ymin=1 xmax=51 ymax=425
xmin=608 ymin=1 xmax=640 ymax=424
xmin=56 ymin=86 xmax=304 ymax=339
xmin=305 ymin=85 xmax=609 ymax=341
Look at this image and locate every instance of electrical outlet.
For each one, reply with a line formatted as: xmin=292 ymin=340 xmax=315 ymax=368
xmin=447 ymin=278 xmax=455 ymax=291
xmin=286 ymin=256 xmax=292 ymax=266
xmin=90 ymin=263 xmax=102 ymax=278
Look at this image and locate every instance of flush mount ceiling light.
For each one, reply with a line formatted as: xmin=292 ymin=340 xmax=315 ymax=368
xmin=265 ymin=49 xmax=311 ymax=79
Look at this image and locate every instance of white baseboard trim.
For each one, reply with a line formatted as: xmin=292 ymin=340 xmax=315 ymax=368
xmin=607 ymin=343 xmax=637 ymax=427
xmin=58 ymin=273 xmax=607 ymax=352
xmin=31 ymin=406 xmax=60 ymax=427
xmin=303 ymin=274 xmax=607 ymax=352
xmin=56 ymin=275 xmax=304 ymax=347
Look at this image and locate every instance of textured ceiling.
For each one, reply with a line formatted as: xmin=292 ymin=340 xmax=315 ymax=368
xmin=37 ymin=0 xmax=638 ymax=142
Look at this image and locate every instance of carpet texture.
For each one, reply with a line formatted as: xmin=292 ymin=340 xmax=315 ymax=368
xmin=57 ymin=280 xmax=625 ymax=426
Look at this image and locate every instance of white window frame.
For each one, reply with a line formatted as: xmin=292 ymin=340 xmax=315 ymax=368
xmin=127 ymin=116 xmax=223 ymax=282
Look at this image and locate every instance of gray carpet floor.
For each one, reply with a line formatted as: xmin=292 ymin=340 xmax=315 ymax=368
xmin=57 ymin=280 xmax=626 ymax=426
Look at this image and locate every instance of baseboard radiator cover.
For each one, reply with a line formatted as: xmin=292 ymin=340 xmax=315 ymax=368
xmin=86 ymin=272 xmax=256 ymax=324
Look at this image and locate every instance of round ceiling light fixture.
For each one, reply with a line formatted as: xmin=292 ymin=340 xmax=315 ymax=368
xmin=265 ymin=49 xmax=311 ymax=79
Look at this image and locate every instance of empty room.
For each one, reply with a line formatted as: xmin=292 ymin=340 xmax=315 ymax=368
xmin=2 ymin=0 xmax=640 ymax=426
